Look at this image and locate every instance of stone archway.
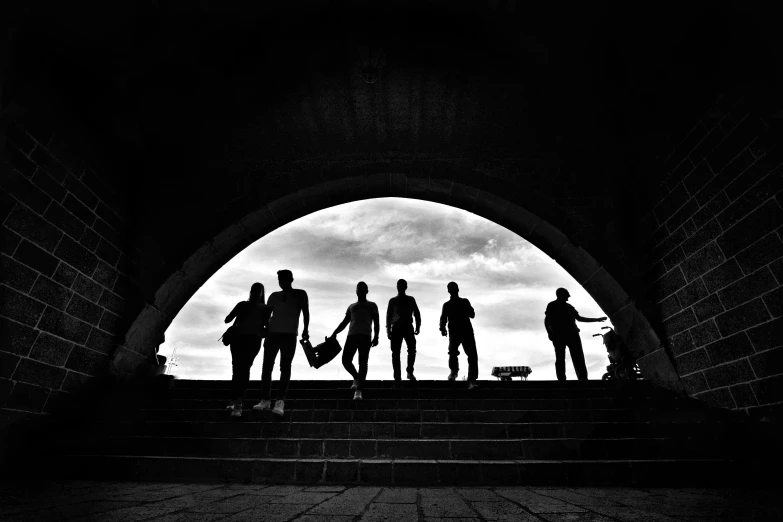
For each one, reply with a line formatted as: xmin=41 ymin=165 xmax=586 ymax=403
xmin=115 ymin=174 xmax=683 ymax=394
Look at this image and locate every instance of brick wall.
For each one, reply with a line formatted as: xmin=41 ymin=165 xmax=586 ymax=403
xmin=1 ymin=113 xmax=142 ymax=428
xmin=645 ymin=96 xmax=783 ymax=417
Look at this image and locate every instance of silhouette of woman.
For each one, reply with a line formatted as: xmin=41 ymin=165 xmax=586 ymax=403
xmin=224 ymin=282 xmax=271 ymax=417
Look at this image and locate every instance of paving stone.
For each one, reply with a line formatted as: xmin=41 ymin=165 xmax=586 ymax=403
xmin=539 ymin=514 xmax=616 ymax=522
xmin=67 ymin=505 xmax=180 ymax=522
xmin=457 ymin=488 xmax=502 ymax=501
xmin=470 ymin=500 xmax=540 ymax=521
xmin=420 ymin=489 xmax=476 ymax=517
xmin=375 ymin=488 xmax=417 ymax=503
xmin=588 ymin=505 xmax=685 ymax=521
xmin=424 ymin=518 xmax=481 ymax=522
xmin=531 ymin=489 xmax=619 ymax=506
xmin=293 ymin=513 xmax=356 ymax=522
xmin=151 ymin=493 xmax=237 ymax=509
xmin=185 ymin=494 xmax=261 ymax=513
xmin=148 ymin=514 xmax=227 ymax=522
xmin=221 ymin=503 xmax=309 ymax=522
xmin=496 ymin=489 xmax=586 ymax=513
xmin=303 ymin=486 xmax=346 ymax=493
xmin=268 ymin=492 xmax=338 ymax=504
xmin=252 ymin=485 xmax=305 ymax=496
xmin=358 ymin=503 xmax=418 ymax=521
xmin=308 ymin=487 xmax=381 ymax=516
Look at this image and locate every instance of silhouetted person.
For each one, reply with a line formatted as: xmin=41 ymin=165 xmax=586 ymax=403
xmin=253 ymin=270 xmax=309 ymax=416
xmin=225 ymin=283 xmax=271 ymax=417
xmin=330 ymin=282 xmax=380 ymax=400
xmin=544 ymin=288 xmax=607 ymax=381
xmin=386 ymin=279 xmax=421 ymax=383
xmin=440 ymin=282 xmax=479 ymax=389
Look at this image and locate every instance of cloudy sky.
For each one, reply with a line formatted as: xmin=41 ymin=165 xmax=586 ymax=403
xmin=164 ymin=198 xmax=612 ymax=382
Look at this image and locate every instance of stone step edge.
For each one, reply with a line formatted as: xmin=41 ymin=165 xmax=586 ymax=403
xmin=84 ymin=435 xmax=728 ymax=444
xmin=56 ymin=454 xmax=771 ymax=486
xmin=114 ymin=406 xmax=716 ymax=410
xmin=97 ymin=418 xmax=747 ymax=427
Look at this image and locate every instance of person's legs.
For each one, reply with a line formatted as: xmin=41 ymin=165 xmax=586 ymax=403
xmin=462 ymin=333 xmax=478 ymax=382
xmin=230 ymin=342 xmax=242 ymax=401
xmin=232 ymin=336 xmax=261 ymax=401
xmin=567 ymin=335 xmax=588 ymax=381
xmin=552 ymin=340 xmax=567 ymax=381
xmin=260 ymin=335 xmax=282 ymax=400
xmin=447 ymin=337 xmax=461 ymax=375
xmin=390 ymin=326 xmax=404 ymax=381
xmin=276 ymin=334 xmax=297 ymax=401
xmin=403 ymin=326 xmax=417 ymax=375
xmin=356 ymin=336 xmax=371 ymax=391
xmin=342 ymin=335 xmax=360 ymax=380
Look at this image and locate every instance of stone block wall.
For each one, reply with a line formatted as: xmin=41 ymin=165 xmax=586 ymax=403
xmin=0 ymin=113 xmax=143 ymax=427
xmin=645 ymin=97 xmax=783 ymax=417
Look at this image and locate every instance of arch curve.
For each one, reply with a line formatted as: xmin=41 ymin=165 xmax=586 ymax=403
xmin=114 ymin=174 xmax=683 ymax=394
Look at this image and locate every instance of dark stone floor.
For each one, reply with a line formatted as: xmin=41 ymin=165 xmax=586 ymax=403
xmin=0 ymin=481 xmax=780 ymax=521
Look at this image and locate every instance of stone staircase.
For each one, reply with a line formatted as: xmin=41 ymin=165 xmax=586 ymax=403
xmin=51 ymin=379 xmax=779 ymax=486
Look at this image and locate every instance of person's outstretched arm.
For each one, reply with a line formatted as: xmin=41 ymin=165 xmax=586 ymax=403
xmin=301 ymin=291 xmax=310 ymax=339
xmin=331 ymin=309 xmax=351 ymax=339
xmin=439 ymin=303 xmax=448 ymax=337
xmin=413 ymin=298 xmax=421 ymax=335
xmin=576 ymin=313 xmax=607 ymax=323
xmin=372 ymin=304 xmax=380 ymax=347
xmin=225 ymin=303 xmax=241 ymax=324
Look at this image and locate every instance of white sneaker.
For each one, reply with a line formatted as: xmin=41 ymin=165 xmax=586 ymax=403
xmin=448 ymin=371 xmax=458 ymax=381
xmin=272 ymin=400 xmax=285 ymax=416
xmin=252 ymin=399 xmax=271 ymax=411
xmin=353 ymin=390 xmax=363 ymax=400
xmin=468 ymin=382 xmax=479 ymax=390
xmin=230 ymin=406 xmax=242 ymax=417
xmin=351 ymin=379 xmax=359 ymax=390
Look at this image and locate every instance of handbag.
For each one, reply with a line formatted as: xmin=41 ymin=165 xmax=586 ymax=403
xmin=300 ymin=336 xmax=342 ymax=369
xmin=219 ymin=325 xmax=236 ymax=346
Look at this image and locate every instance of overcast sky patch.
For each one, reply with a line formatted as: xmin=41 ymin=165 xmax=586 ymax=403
xmin=165 ymin=198 xmax=612 ymax=382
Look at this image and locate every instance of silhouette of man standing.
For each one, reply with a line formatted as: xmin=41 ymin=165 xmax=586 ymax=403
xmin=440 ymin=282 xmax=479 ymax=390
xmin=386 ymin=279 xmax=421 ymax=383
xmin=544 ymin=287 xmax=607 ymax=381
xmin=253 ymin=269 xmax=309 ymax=416
xmin=330 ymin=282 xmax=380 ymax=400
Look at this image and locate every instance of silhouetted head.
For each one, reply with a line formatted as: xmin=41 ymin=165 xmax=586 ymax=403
xmin=277 ymin=270 xmax=294 ymax=290
xmin=447 ymin=281 xmax=459 ymax=296
xmin=249 ymin=282 xmax=265 ymax=303
xmin=556 ymin=287 xmax=570 ymax=301
xmin=397 ymin=279 xmax=407 ymax=294
xmin=356 ymin=281 xmax=368 ymax=298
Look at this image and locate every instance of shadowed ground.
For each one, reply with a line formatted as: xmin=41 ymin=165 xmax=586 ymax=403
xmin=1 ymin=481 xmax=780 ymax=521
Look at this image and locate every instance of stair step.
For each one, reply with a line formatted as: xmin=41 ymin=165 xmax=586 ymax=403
xmin=170 ymin=379 xmax=658 ymax=390
xmin=103 ymin=408 xmax=730 ymax=423
xmin=92 ymin=420 xmax=752 ymax=439
xmin=56 ymin=454 xmax=763 ymax=486
xmin=135 ymin=396 xmax=708 ymax=411
xmin=50 ymin=379 xmax=778 ymax=486
xmin=167 ymin=388 xmax=672 ymax=400
xmin=63 ymin=436 xmax=756 ymax=460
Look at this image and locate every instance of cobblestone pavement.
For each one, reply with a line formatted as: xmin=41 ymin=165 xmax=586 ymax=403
xmin=1 ymin=482 xmax=780 ymax=521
